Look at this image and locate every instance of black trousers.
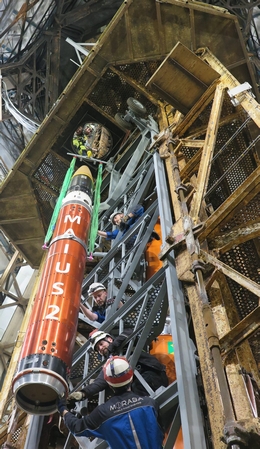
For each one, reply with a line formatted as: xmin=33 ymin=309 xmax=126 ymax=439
xmin=132 ymin=370 xmax=168 ymax=396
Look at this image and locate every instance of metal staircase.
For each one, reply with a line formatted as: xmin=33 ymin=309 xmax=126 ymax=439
xmin=60 ymin=114 xmax=207 ymax=448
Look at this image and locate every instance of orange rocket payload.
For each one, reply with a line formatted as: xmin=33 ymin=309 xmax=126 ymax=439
xmin=12 ymin=166 xmax=93 ymax=415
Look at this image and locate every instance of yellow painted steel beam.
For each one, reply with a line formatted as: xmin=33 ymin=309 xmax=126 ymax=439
xmin=190 ymin=83 xmax=225 ymax=222
xmin=200 ymin=48 xmax=260 ymax=127
xmin=199 ymin=165 xmax=260 ymax=240
xmin=208 ymin=272 xmax=260 ymax=382
xmin=220 ymin=306 xmax=260 ymax=355
xmin=208 ymin=221 xmax=260 ymax=255
xmin=0 ymin=255 xmax=45 ymax=420
xmin=185 ymin=282 xmax=226 ymax=449
xmin=0 ymin=250 xmax=20 ymax=289
xmin=172 ymin=81 xmax=218 ymax=137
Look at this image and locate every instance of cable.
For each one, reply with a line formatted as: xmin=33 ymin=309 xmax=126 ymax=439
xmin=2 ymin=81 xmax=39 ymax=134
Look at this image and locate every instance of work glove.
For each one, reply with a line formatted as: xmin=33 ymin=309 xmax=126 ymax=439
xmin=67 ymin=391 xmax=85 ymax=409
xmin=122 ymin=214 xmax=130 ymax=223
xmin=57 ymin=396 xmax=68 ymax=416
xmin=69 ymin=391 xmax=85 ymax=401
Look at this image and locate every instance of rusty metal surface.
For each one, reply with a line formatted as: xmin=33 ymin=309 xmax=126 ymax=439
xmin=155 ymin=46 xmax=260 ymax=446
xmin=0 ymin=0 xmax=258 ymax=268
xmin=146 ymin=42 xmax=220 ymax=114
xmin=0 ymin=2 xmax=260 ymax=448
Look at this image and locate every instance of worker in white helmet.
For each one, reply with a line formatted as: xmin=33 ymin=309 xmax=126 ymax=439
xmin=58 ymin=356 xmax=164 ymax=449
xmin=80 ymin=282 xmax=122 ymax=323
xmin=67 ymin=329 xmax=168 ymax=404
xmin=97 ymin=204 xmax=145 ymax=240
xmin=97 ymin=204 xmax=160 ymax=242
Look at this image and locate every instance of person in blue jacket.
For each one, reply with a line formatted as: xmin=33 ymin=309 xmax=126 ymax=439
xmin=97 ymin=204 xmax=145 ymax=240
xmin=97 ymin=204 xmax=160 ymax=242
xmin=80 ymin=282 xmax=123 ymax=323
xmin=57 ymin=356 xmax=164 ymax=449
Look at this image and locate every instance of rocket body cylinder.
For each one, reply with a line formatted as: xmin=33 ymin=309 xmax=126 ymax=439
xmin=12 ymin=166 xmax=93 ymax=415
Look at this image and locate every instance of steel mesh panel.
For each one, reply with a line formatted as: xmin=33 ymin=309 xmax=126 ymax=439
xmin=198 ymin=94 xmax=237 ymax=125
xmin=32 ymin=154 xmax=70 ymax=231
xmin=116 ymin=60 xmax=164 ymax=87
xmin=207 ymin=182 xmax=227 ymax=208
xmin=70 ymin=358 xmax=85 ymax=383
xmin=211 ymin=124 xmax=255 ymax=186
xmin=32 ymin=183 xmax=55 ymax=232
xmin=70 ymin=282 xmax=164 ymax=384
xmin=10 ymin=426 xmax=22 ymax=446
xmin=219 ymin=192 xmax=260 ymax=234
xmin=70 ymin=349 xmax=101 ymax=383
xmin=113 ymin=279 xmax=136 ymax=297
xmin=220 ymin=241 xmax=260 ymax=366
xmin=221 ymin=241 xmax=259 ymax=320
xmin=181 ymin=117 xmax=256 ymax=211
xmin=89 ymin=68 xmax=158 ymax=119
xmin=181 ymin=145 xmax=198 ymax=160
xmin=122 ymin=284 xmax=163 ymax=328
xmin=33 ymin=153 xmax=68 ymax=193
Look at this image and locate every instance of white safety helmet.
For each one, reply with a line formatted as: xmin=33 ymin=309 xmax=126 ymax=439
xmin=103 ymin=356 xmax=133 ymax=387
xmin=109 ymin=211 xmax=122 ymax=225
xmin=89 ymin=330 xmax=112 ymax=351
xmin=84 ymin=123 xmax=95 ymax=132
xmin=88 ymin=282 xmax=106 ymax=296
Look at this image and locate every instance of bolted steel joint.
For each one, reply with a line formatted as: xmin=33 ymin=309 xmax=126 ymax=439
xmin=222 ymin=421 xmax=249 ymax=448
xmin=168 ymin=138 xmax=178 ymax=146
xmin=191 ymin=259 xmax=206 ymax=274
xmin=175 ymin=183 xmax=188 ymax=200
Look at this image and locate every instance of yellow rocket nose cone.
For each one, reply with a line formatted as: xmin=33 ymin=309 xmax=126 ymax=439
xmin=73 ymin=165 xmax=93 ymax=182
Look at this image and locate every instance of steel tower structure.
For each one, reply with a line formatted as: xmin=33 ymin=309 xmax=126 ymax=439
xmin=0 ymin=0 xmax=260 ymax=448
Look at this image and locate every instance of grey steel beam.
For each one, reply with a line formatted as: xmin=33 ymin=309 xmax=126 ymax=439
xmin=98 ymin=158 xmax=153 ymax=230
xmin=102 ymin=133 xmax=152 ymax=208
xmin=154 ymin=152 xmax=207 ymax=449
xmin=24 ymin=415 xmax=44 ymax=449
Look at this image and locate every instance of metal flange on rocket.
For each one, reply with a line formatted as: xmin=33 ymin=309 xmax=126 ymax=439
xmin=12 ymin=165 xmax=93 ymax=415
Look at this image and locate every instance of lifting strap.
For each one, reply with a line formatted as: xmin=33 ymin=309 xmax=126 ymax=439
xmin=88 ymin=163 xmax=103 ymax=258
